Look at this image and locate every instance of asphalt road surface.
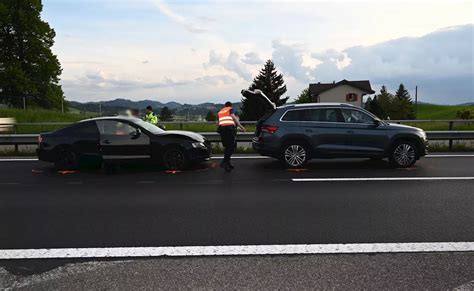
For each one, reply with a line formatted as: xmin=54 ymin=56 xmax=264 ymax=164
xmin=1 ymin=154 xmax=473 ymax=289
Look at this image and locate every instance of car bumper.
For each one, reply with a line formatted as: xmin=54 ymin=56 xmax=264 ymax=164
xmin=252 ymin=137 xmax=279 ymax=158
xmin=187 ymin=147 xmax=211 ymax=163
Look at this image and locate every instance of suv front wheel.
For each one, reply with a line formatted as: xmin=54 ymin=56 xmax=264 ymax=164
xmin=281 ymin=142 xmax=310 ymax=168
xmin=389 ymin=140 xmax=418 ymax=168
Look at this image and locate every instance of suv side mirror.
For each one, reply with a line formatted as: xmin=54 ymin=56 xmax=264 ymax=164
xmin=373 ymin=119 xmax=382 ymax=127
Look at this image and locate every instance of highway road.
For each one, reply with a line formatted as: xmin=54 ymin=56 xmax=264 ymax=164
xmin=0 ymin=154 xmax=473 ymax=289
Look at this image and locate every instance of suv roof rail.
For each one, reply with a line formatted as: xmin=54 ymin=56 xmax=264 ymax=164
xmin=278 ymin=102 xmax=357 ymax=108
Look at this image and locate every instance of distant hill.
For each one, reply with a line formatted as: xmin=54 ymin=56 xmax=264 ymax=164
xmin=69 ymin=99 xmax=243 ymax=118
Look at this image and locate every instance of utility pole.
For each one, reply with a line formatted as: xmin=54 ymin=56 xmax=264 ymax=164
xmin=23 ymin=96 xmax=26 ymax=110
xmin=61 ymin=99 xmax=64 ymax=114
xmin=99 ymin=103 xmax=102 ymax=116
xmin=415 ymin=86 xmax=418 ymax=118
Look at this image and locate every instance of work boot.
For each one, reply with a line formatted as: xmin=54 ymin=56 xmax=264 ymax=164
xmin=220 ymin=161 xmax=232 ymax=172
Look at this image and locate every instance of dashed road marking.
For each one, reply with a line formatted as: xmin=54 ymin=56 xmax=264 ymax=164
xmin=292 ymin=177 xmax=474 ymax=182
xmin=136 ymin=181 xmax=155 ymax=184
xmin=0 ymin=242 xmax=472 ymax=259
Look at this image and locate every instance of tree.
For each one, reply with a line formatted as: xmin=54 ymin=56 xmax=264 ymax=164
xmin=160 ymin=106 xmax=173 ymax=121
xmin=240 ymin=60 xmax=288 ymax=120
xmin=294 ymin=88 xmax=312 ymax=104
xmin=0 ymin=0 xmax=66 ymax=109
xmin=205 ymin=110 xmax=216 ymax=121
xmin=395 ymin=83 xmax=415 ymax=119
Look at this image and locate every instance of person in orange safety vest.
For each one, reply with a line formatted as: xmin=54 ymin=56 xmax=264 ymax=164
xmin=217 ymin=101 xmax=245 ymax=172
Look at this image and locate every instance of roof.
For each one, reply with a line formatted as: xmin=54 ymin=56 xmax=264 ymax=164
xmin=79 ymin=115 xmax=141 ymax=122
xmin=309 ymin=79 xmax=375 ymax=95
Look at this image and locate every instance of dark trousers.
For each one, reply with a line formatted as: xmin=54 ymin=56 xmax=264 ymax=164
xmin=218 ymin=126 xmax=236 ymax=165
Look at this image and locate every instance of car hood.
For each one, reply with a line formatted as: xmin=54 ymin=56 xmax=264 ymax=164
xmin=384 ymin=122 xmax=421 ymax=131
xmin=157 ymin=130 xmax=205 ymax=142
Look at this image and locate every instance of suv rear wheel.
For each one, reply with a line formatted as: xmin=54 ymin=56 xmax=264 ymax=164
xmin=281 ymin=142 xmax=310 ymax=168
xmin=389 ymin=140 xmax=418 ymax=168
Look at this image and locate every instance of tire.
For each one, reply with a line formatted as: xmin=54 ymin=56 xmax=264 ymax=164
xmin=54 ymin=149 xmax=78 ymax=171
xmin=280 ymin=142 xmax=310 ymax=168
xmin=389 ymin=140 xmax=418 ymax=168
xmin=163 ymin=147 xmax=187 ymax=170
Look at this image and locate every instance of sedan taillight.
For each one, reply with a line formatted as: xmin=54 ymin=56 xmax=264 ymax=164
xmin=261 ymin=125 xmax=279 ymax=134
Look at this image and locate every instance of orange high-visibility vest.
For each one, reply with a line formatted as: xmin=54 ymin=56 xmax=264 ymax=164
xmin=218 ymin=107 xmax=236 ymax=127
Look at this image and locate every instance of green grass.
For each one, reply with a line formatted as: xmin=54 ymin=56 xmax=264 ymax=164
xmin=415 ymin=103 xmax=473 ymax=120
xmin=0 ymin=108 xmax=96 ymax=133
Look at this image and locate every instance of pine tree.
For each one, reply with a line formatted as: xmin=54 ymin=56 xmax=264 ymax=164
xmin=160 ymin=106 xmax=173 ymax=121
xmin=395 ymin=83 xmax=415 ymax=119
xmin=294 ymin=88 xmax=312 ymax=104
xmin=0 ymin=0 xmax=65 ymax=109
xmin=240 ymin=60 xmax=288 ymax=120
xmin=205 ymin=110 xmax=216 ymax=121
xmin=395 ymin=83 xmax=411 ymax=102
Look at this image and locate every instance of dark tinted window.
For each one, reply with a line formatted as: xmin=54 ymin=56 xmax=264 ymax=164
xmin=56 ymin=121 xmax=99 ymax=136
xmin=341 ymin=109 xmax=374 ymax=124
xmin=96 ymin=120 xmax=137 ymax=135
xmin=282 ymin=108 xmax=343 ymax=122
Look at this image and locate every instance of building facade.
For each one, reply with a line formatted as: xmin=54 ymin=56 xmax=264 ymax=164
xmin=309 ymin=80 xmax=375 ymax=107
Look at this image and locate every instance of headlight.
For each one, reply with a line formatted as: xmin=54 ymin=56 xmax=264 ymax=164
xmin=192 ymin=142 xmax=207 ymax=148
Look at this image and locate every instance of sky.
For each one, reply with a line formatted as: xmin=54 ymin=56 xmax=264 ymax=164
xmin=42 ymin=0 xmax=474 ymax=104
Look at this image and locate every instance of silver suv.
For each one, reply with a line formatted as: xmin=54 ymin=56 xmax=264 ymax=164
xmin=242 ymin=90 xmax=428 ymax=168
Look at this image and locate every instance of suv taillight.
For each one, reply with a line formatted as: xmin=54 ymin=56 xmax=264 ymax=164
xmin=261 ymin=125 xmax=279 ymax=134
xmin=38 ymin=135 xmax=43 ymax=145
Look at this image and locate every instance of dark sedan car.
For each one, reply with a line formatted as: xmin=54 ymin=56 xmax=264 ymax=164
xmin=37 ymin=116 xmax=211 ymax=170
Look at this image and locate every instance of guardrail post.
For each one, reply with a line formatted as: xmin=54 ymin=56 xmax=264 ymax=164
xmin=14 ymin=124 xmax=18 ymax=154
xmin=448 ymin=122 xmax=454 ymax=150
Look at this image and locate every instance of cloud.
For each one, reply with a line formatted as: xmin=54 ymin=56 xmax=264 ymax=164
xmin=241 ymin=52 xmax=263 ymax=65
xmin=270 ymin=24 xmax=473 ymax=103
xmin=149 ymin=0 xmax=207 ymax=33
xmin=195 ymin=75 xmax=236 ymax=85
xmin=271 ymin=40 xmax=315 ymax=82
xmin=204 ymin=50 xmax=253 ymax=81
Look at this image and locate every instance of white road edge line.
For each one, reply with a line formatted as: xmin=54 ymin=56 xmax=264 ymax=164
xmin=293 ymin=177 xmax=474 ymax=182
xmin=0 ymin=154 xmax=473 ymax=162
xmin=0 ymin=242 xmax=472 ymax=259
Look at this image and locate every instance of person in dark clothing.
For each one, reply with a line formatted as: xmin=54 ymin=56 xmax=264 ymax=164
xmin=217 ymin=101 xmax=245 ymax=172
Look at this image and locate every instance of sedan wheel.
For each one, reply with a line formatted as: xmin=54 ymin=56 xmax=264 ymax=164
xmin=163 ymin=148 xmax=186 ymax=170
xmin=54 ymin=150 xmax=78 ymax=171
xmin=390 ymin=142 xmax=417 ymax=168
xmin=283 ymin=144 xmax=308 ymax=168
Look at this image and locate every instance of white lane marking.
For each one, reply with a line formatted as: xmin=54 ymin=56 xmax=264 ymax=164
xmin=0 ymin=242 xmax=472 ymax=259
xmin=0 ymin=158 xmax=39 ymax=162
xmin=426 ymin=154 xmax=474 ymax=158
xmin=293 ymin=177 xmax=474 ymax=182
xmin=0 ymin=154 xmax=473 ymax=162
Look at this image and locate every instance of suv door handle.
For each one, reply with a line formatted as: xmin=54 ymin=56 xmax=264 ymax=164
xmin=305 ymin=129 xmax=314 ymax=132
xmin=103 ymin=140 xmax=111 ymax=144
xmin=347 ymin=130 xmax=355 ymax=134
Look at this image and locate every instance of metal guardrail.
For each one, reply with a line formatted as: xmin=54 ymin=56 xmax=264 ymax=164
xmin=1 ymin=132 xmax=473 ymax=151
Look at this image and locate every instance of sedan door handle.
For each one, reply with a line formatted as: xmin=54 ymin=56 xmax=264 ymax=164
xmin=103 ymin=140 xmax=111 ymax=144
xmin=347 ymin=130 xmax=355 ymax=134
xmin=305 ymin=129 xmax=314 ymax=132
